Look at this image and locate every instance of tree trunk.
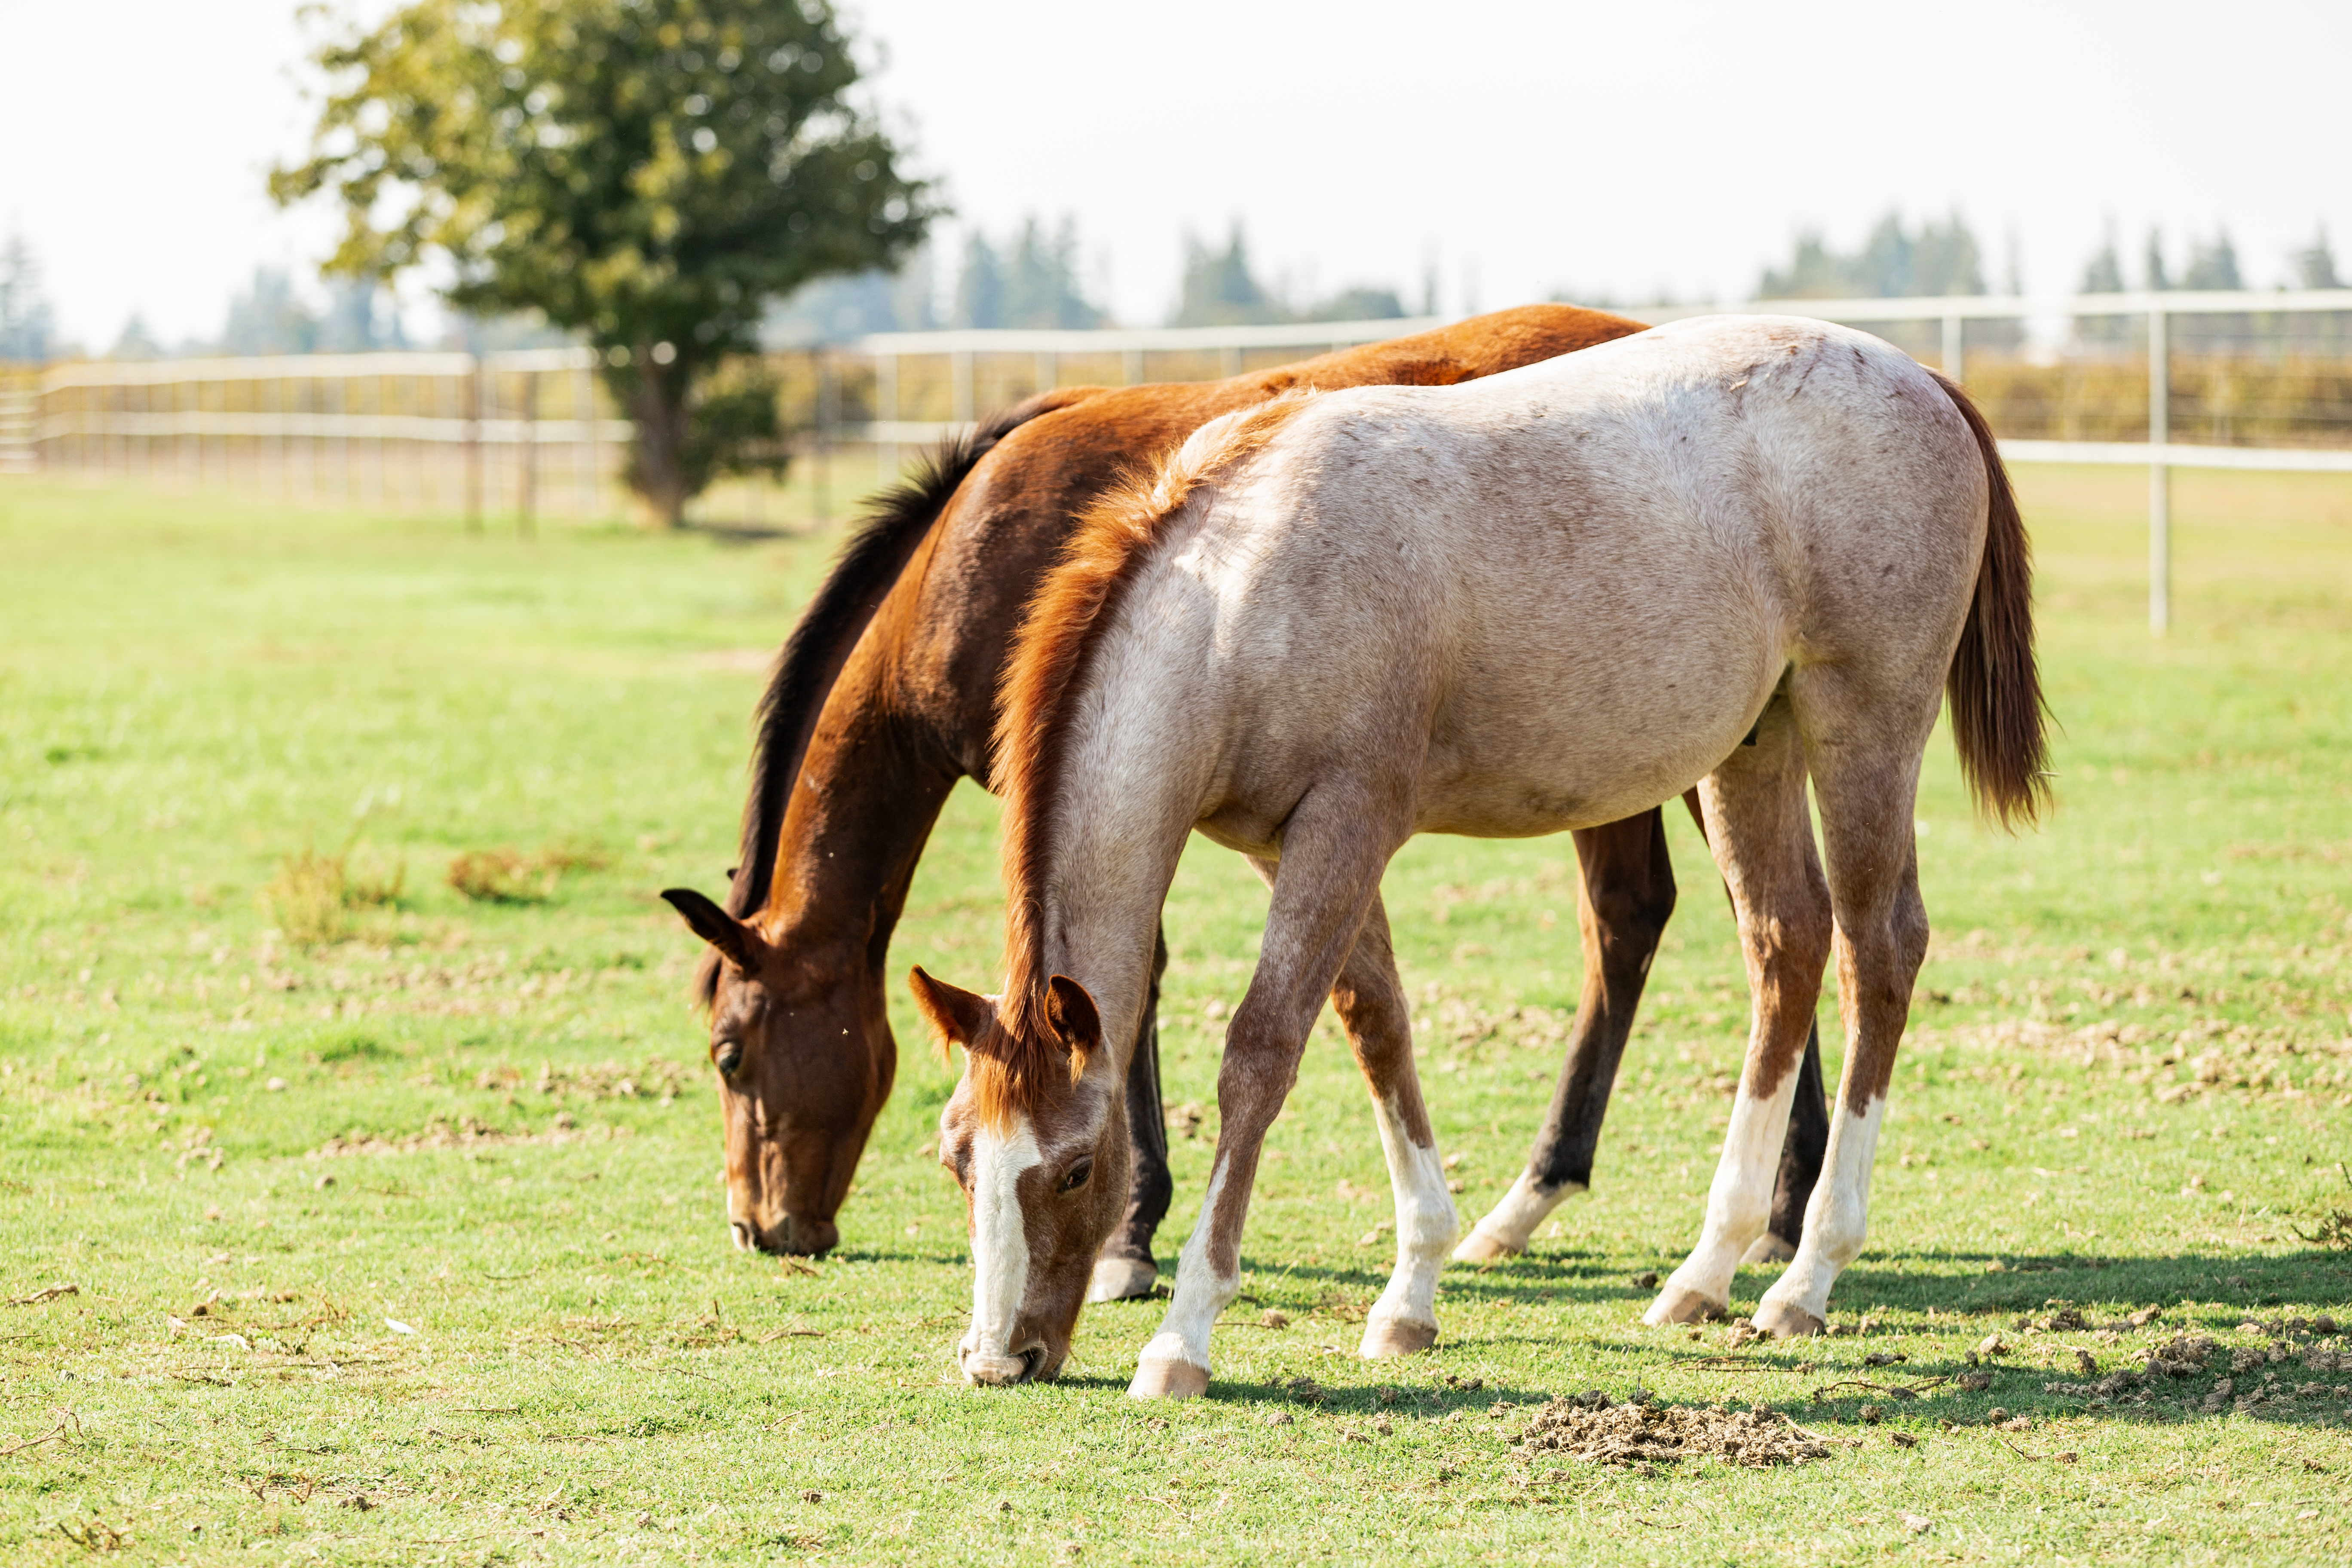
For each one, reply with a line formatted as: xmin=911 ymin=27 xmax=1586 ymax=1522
xmin=624 ymin=361 xmax=692 ymax=528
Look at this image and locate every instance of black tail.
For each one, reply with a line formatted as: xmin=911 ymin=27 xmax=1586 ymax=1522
xmin=718 ymin=392 xmax=1080 ymax=942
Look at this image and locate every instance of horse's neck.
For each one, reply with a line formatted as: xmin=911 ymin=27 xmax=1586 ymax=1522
xmin=758 ymin=662 xmax=961 ymax=959
xmin=1023 ymin=637 xmax=1212 ymax=1075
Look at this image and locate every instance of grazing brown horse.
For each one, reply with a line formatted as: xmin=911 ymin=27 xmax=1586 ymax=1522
xmin=913 ymin=316 xmax=2045 ymax=1392
xmin=661 ymin=305 xmax=1832 ymax=1285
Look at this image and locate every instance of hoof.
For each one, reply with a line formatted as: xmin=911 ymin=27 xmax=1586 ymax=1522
xmin=1451 ymin=1228 xmax=1520 ymax=1264
xmin=1753 ymin=1299 xmax=1826 ymax=1339
xmin=1642 ymin=1285 xmax=1727 ymax=1327
xmin=1740 ymin=1232 xmax=1798 ymax=1266
xmin=1129 ymin=1357 xmax=1210 ymax=1400
xmin=1360 ymin=1316 xmax=1439 ymax=1358
xmin=1087 ymin=1255 xmax=1159 ymax=1303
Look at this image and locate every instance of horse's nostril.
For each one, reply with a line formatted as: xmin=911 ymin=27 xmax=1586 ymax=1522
xmin=729 ymin=1220 xmax=756 ymax=1252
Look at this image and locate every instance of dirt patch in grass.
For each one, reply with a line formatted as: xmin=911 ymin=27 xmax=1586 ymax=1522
xmin=1520 ymin=1392 xmax=1837 ymax=1469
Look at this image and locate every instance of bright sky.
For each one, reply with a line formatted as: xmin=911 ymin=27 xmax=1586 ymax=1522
xmin=4 ymin=0 xmax=2347 ymax=348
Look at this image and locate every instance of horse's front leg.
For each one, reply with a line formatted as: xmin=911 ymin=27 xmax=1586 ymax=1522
xmin=1327 ymin=892 xmax=1458 ymax=1355
xmin=1646 ymin=701 xmax=1832 ymax=1326
xmin=1090 ymin=925 xmax=1173 ymax=1302
xmin=1130 ymin=799 xmax=1399 ymax=1400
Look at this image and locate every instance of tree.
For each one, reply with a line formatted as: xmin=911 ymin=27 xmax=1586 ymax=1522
xmin=220 ymin=268 xmax=322 ymax=355
xmin=1759 ymin=210 xmax=1986 ymax=299
xmin=1172 ymin=224 xmax=1286 ymax=326
xmin=272 ymin=0 xmax=937 ymax=524
xmin=0 ymin=232 xmax=55 ymax=364
xmin=2291 ymin=227 xmax=2343 ymax=291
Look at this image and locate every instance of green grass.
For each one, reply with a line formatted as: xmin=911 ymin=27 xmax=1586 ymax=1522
xmin=2 ymin=464 xmax=2351 ymax=1564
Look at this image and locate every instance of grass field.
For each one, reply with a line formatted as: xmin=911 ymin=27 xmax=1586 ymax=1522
xmin=3 ymin=463 xmax=2351 ymax=1565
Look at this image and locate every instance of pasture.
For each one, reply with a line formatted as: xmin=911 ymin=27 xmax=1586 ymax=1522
xmin=3 ymin=464 xmax=2351 ymax=1564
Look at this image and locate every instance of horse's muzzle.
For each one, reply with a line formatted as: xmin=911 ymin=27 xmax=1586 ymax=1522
xmin=732 ymin=1214 xmax=839 ymax=1256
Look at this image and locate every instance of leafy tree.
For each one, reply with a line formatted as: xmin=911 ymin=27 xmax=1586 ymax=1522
xmin=272 ymin=0 xmax=937 ymax=524
xmin=0 ymin=232 xmax=55 ymax=364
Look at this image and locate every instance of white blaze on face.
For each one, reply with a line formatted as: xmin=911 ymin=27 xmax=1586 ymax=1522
xmin=968 ymin=1118 xmax=1042 ymax=1358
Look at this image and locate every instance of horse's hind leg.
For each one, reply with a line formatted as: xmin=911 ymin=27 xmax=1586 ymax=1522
xmin=1090 ymin=925 xmax=1174 ymax=1302
xmin=1326 ymin=892 xmax=1458 ymax=1357
xmin=1751 ymin=708 xmax=1932 ymax=1338
xmin=1455 ymin=810 xmax=1673 ymax=1262
xmin=1645 ymin=700 xmax=1832 ymax=1327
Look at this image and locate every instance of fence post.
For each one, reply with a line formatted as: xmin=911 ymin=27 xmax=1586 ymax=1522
xmin=1122 ymin=346 xmax=1142 ymax=386
xmin=1034 ymin=349 xmax=1055 ymax=399
xmin=578 ymin=355 xmax=600 ymax=520
xmin=463 ymin=355 xmax=484 ymax=532
xmin=878 ymin=350 xmax=898 ymax=481
xmin=815 ymin=351 xmax=835 ymax=527
xmin=2148 ymin=307 xmax=2170 ymax=636
xmin=1941 ymin=313 xmax=1964 ymax=383
xmin=519 ymin=368 xmax=539 ymax=538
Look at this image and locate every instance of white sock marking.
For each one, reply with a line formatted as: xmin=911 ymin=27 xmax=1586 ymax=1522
xmin=1369 ymin=1092 xmax=1458 ymax=1332
xmin=1138 ymin=1155 xmax=1235 ymax=1375
xmin=1651 ymin=1068 xmax=1801 ymax=1319
xmin=1458 ymin=1167 xmax=1586 ymax=1257
xmin=1760 ymin=1094 xmax=1885 ymax=1324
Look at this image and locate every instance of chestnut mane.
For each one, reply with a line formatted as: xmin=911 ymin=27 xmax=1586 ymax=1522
xmin=968 ymin=392 xmax=1315 ymax=1123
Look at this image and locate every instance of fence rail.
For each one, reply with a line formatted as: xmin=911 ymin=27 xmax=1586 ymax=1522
xmin=9 ymin=291 xmax=2352 ymax=630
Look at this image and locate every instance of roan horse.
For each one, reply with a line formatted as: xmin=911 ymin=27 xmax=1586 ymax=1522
xmin=660 ymin=306 xmax=1839 ymax=1286
xmin=910 ymin=316 xmax=2045 ymax=1392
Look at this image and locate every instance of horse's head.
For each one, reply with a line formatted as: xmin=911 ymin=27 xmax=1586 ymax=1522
xmin=662 ymin=888 xmax=894 ymax=1258
xmin=909 ymin=966 xmax=1129 ymax=1386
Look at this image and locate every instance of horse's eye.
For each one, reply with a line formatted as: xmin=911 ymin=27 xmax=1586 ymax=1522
xmin=713 ymin=1039 xmax=744 ymax=1076
xmin=1060 ymin=1159 xmax=1092 ymax=1193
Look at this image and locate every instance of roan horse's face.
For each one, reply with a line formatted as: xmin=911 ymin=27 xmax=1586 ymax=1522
xmin=909 ymin=968 xmax=1129 ymax=1385
xmin=662 ymin=889 xmax=893 ymax=1257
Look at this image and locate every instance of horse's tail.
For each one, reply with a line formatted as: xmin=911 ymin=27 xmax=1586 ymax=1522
xmin=708 ymin=391 xmax=1085 ymax=989
xmin=1929 ymin=369 xmax=2049 ymax=830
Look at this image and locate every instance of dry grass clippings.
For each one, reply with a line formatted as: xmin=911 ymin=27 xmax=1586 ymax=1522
xmin=1520 ymin=1392 xmax=1833 ymax=1469
xmin=265 ymin=843 xmax=407 ymax=944
xmin=447 ymin=845 xmax=608 ymax=904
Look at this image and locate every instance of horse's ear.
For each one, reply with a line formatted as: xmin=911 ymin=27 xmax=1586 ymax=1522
xmin=1042 ymin=974 xmax=1102 ymax=1063
xmin=908 ymin=966 xmax=992 ymax=1052
xmin=662 ymin=888 xmax=755 ymax=969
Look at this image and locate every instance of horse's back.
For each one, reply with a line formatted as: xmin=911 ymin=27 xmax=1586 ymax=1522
xmin=1191 ymin=317 xmax=1989 ymax=836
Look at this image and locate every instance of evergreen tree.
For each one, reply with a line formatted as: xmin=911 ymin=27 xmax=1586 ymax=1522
xmin=954 ymin=232 xmax=1006 ymax=328
xmin=1303 ymin=285 xmax=1404 ymax=322
xmin=110 ymin=315 xmax=165 ymax=361
xmin=0 ymin=232 xmax=55 ymax=364
xmin=2143 ymin=230 xmax=2171 ymax=291
xmin=1000 ymin=217 xmax=1103 ymax=329
xmin=1172 ymin=223 xmax=1286 ymax=326
xmin=2075 ymin=223 xmax=2130 ymax=347
xmin=219 ymin=268 xmax=322 ymax=355
xmin=2184 ymin=230 xmax=2243 ymax=291
xmin=2291 ymin=227 xmax=2343 ymax=290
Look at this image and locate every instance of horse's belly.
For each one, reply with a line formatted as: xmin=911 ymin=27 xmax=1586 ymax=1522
xmin=1411 ymin=635 xmax=1778 ymax=837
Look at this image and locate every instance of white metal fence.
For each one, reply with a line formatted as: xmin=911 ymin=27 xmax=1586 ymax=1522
xmin=9 ymin=290 xmax=2352 ymax=630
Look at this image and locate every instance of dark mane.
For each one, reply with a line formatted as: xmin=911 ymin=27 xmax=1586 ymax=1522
xmin=699 ymin=391 xmax=1083 ymax=1004
xmin=971 ymin=393 xmax=1314 ymax=1123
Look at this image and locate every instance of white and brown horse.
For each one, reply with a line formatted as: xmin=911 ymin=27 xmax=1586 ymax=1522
xmin=910 ymin=315 xmax=2046 ymax=1393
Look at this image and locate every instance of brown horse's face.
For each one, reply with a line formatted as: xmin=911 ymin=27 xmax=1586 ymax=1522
xmin=664 ymin=889 xmax=894 ymax=1257
xmin=910 ymin=967 xmax=1128 ymax=1385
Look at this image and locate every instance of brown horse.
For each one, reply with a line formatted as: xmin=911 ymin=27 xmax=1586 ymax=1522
xmin=913 ymin=316 xmax=2045 ymax=1390
xmin=661 ymin=305 xmax=1832 ymax=1286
